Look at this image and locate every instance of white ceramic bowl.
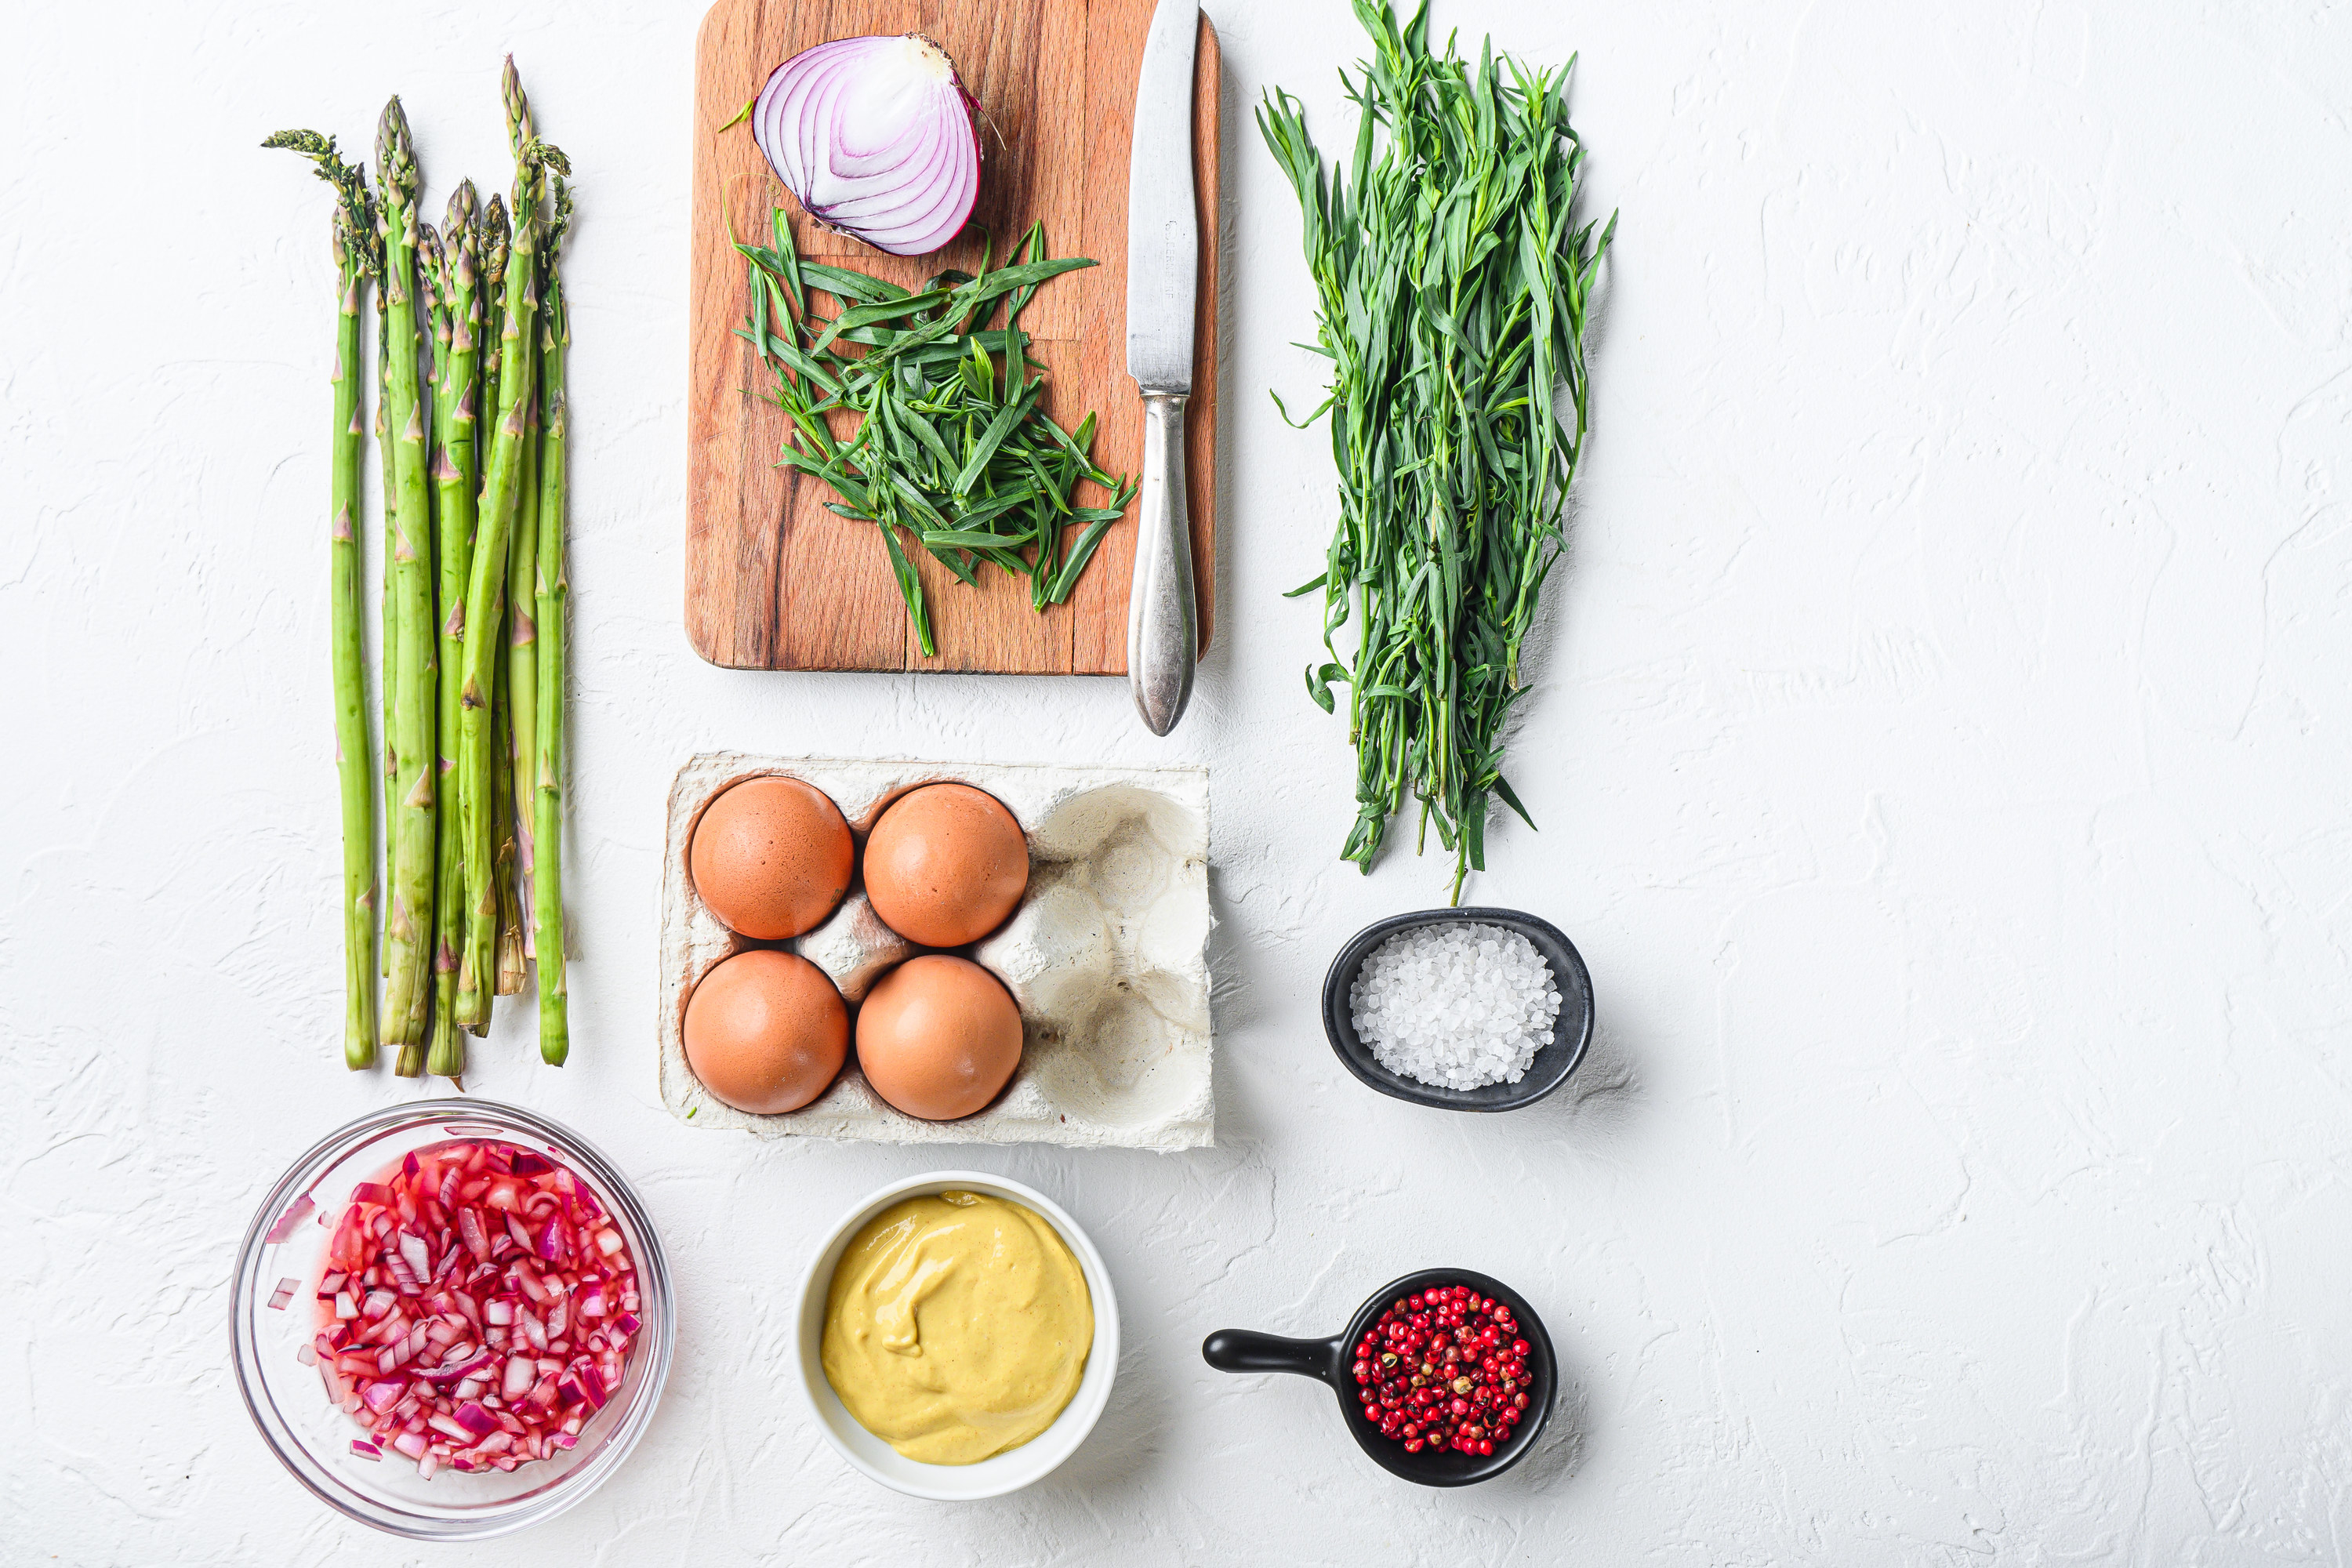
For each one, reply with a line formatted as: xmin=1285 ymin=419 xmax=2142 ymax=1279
xmin=793 ymin=1171 xmax=1119 ymax=1499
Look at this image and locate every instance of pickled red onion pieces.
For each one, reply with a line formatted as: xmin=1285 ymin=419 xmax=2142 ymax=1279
xmin=303 ymin=1139 xmax=639 ymax=1479
xmin=264 ymin=1194 xmax=315 ymax=1245
xmin=459 ymin=1207 xmax=491 ymax=1261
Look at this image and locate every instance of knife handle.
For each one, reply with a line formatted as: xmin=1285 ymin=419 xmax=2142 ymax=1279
xmin=1127 ymin=390 xmax=1196 ymax=735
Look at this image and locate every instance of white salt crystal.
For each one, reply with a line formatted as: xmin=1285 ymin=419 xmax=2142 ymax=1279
xmin=1348 ymin=923 xmax=1562 ymax=1091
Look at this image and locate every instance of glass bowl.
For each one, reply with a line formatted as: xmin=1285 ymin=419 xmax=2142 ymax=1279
xmin=229 ymin=1098 xmax=674 ymax=1541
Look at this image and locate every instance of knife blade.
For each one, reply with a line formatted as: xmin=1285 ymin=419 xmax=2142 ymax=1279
xmin=1123 ymin=0 xmax=1200 ymax=735
xmin=1126 ymin=0 xmax=1200 ymax=394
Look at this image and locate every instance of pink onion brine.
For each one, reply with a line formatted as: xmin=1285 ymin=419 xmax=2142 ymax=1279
xmin=753 ymin=34 xmax=983 ymax=257
xmin=305 ymin=1140 xmax=642 ymax=1479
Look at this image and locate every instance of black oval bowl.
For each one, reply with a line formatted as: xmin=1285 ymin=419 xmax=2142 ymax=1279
xmin=1201 ymin=1269 xmax=1556 ymax=1486
xmin=1323 ymin=907 xmax=1595 ymax=1111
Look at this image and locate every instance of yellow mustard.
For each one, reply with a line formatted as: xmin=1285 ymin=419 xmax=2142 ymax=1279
xmin=822 ymin=1191 xmax=1093 ymax=1465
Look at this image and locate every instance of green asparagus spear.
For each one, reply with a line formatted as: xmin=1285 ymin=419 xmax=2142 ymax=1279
xmin=376 ymin=260 xmax=397 ymax=990
xmin=455 ymin=196 xmax=510 ymax=1033
xmin=425 ymin=186 xmax=483 ymax=1079
xmin=263 ymin=131 xmax=380 ymax=1070
xmin=457 ymin=62 xmax=565 ymax=1030
xmin=506 ymin=361 xmax=540 ymax=964
xmin=535 ymin=180 xmax=572 ymax=1065
xmin=397 ymin=225 xmax=447 ymax=1079
xmin=411 ymin=221 xmax=450 ymax=1076
xmin=376 ymin=99 xmax=439 ymax=1052
xmin=503 ymin=61 xmax=543 ymax=974
xmin=495 ymin=632 xmax=526 ymax=997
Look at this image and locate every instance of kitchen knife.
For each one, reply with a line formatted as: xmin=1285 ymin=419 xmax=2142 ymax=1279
xmin=1124 ymin=0 xmax=1200 ymax=735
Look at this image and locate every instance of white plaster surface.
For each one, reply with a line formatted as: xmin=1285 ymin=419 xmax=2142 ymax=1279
xmin=9 ymin=1 xmax=2352 ymax=1562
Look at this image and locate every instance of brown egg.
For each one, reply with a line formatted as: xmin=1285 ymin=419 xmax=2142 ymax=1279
xmin=690 ymin=775 xmax=854 ymax=939
xmin=855 ymin=956 xmax=1023 ymax=1120
xmin=862 ymin=783 xmax=1029 ymax=947
xmin=683 ymin=950 xmax=849 ymax=1114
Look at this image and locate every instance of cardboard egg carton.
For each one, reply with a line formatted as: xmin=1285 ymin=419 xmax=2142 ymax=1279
xmin=658 ymin=753 xmax=1214 ymax=1149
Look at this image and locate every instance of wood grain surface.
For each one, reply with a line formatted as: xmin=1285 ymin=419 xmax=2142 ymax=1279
xmin=688 ymin=0 xmax=1219 ymax=673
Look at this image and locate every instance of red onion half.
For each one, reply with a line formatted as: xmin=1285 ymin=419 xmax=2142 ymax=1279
xmin=753 ymin=34 xmax=982 ymax=258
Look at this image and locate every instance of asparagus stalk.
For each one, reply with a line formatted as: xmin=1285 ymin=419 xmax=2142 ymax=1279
xmin=457 ymin=63 xmax=564 ymax=1031
xmin=534 ymin=180 xmax=572 ymax=1065
xmin=376 ymin=266 xmax=397 ymax=987
xmin=503 ymin=61 xmax=543 ymax=974
xmin=454 ymin=196 xmax=510 ymax=1033
xmin=263 ymin=132 xmax=380 ymax=1070
xmin=376 ymin=99 xmax=439 ymax=1052
xmin=506 ymin=359 xmax=540 ymax=963
xmin=396 ymin=227 xmax=448 ymax=1080
xmin=495 ymin=633 xmax=526 ymax=996
xmin=426 ymin=186 xmax=483 ymax=1078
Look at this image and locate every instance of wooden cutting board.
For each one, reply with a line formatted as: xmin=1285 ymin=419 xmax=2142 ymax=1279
xmin=688 ymin=0 xmax=1219 ymax=673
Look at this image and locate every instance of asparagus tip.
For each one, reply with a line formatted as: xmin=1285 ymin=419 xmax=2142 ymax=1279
xmin=504 ymin=56 xmax=534 ymax=156
xmin=446 ymin=179 xmax=480 ymax=238
xmin=544 ymin=177 xmax=575 ymax=252
xmin=376 ymin=96 xmax=419 ymax=204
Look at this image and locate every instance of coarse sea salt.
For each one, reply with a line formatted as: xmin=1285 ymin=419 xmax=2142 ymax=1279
xmin=1350 ymin=923 xmax=1562 ymax=1091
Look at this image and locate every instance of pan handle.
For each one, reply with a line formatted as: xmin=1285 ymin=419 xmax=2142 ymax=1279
xmin=1201 ymin=1330 xmax=1346 ymax=1385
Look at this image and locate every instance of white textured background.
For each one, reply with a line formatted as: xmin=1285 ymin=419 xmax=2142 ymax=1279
xmin=9 ymin=0 xmax=2352 ymax=1562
